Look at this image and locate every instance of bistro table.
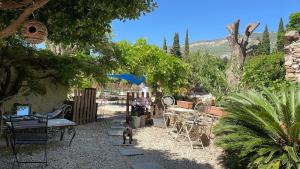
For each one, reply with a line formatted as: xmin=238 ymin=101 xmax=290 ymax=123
xmin=6 ymin=118 xmax=76 ymax=146
xmin=168 ymin=107 xmax=198 ymax=146
xmin=169 ymin=107 xmax=196 ymax=114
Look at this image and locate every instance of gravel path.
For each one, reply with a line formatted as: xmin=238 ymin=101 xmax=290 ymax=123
xmin=0 ymin=110 xmax=224 ymax=169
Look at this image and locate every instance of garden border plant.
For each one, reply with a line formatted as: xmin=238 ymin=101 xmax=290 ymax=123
xmin=214 ymin=84 xmax=300 ymax=168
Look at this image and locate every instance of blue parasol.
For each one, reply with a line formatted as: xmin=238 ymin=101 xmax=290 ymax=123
xmin=108 ymin=74 xmax=145 ymax=85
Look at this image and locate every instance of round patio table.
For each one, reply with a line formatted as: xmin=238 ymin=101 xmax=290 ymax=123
xmin=168 ymin=107 xmax=196 ymax=114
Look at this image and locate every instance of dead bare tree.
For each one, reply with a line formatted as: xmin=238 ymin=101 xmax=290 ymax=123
xmin=226 ymin=19 xmax=260 ymax=88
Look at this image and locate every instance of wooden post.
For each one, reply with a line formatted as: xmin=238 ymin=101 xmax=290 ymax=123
xmin=126 ymin=92 xmax=130 ymax=116
xmin=73 ymin=90 xmax=78 ymax=123
xmin=92 ymin=88 xmax=97 ymax=122
xmin=79 ymin=89 xmax=85 ymax=125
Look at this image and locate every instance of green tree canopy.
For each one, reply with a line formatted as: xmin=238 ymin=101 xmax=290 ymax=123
xmin=241 ymin=53 xmax=285 ymax=90
xmin=170 ymin=32 xmax=181 ymax=58
xmin=288 ymin=12 xmax=300 ymax=32
xmin=116 ymin=39 xmax=189 ymax=94
xmin=0 ymin=1 xmax=157 ymax=103
xmin=0 ymin=39 xmax=120 ymax=103
xmin=187 ymin=52 xmax=228 ymax=100
xmin=276 ymin=17 xmax=285 ymax=52
xmin=0 ymin=0 xmax=157 ymax=46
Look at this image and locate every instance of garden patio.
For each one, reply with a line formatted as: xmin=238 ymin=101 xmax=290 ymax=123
xmin=1 ymin=0 xmax=300 ymax=168
xmin=0 ymin=109 xmax=224 ymax=169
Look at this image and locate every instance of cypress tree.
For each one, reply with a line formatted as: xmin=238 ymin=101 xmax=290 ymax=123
xmin=170 ymin=32 xmax=181 ymax=58
xmin=261 ymin=25 xmax=271 ymax=55
xmin=276 ymin=17 xmax=285 ymax=52
xmin=163 ymin=37 xmax=167 ymax=53
xmin=184 ymin=29 xmax=189 ymax=57
xmin=253 ymin=37 xmax=263 ymax=55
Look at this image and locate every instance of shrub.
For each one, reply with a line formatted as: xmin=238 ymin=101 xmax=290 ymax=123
xmin=214 ymin=85 xmax=300 ymax=168
xmin=288 ymin=12 xmax=300 ymax=32
xmin=187 ymin=52 xmax=228 ymax=100
xmin=241 ymin=53 xmax=285 ymax=89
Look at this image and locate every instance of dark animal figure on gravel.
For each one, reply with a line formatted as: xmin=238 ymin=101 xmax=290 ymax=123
xmin=123 ymin=123 xmax=133 ymax=144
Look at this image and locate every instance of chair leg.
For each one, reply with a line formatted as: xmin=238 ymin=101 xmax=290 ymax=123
xmin=5 ymin=129 xmax=10 ymax=147
xmin=175 ymin=123 xmax=184 ymax=141
xmin=170 ymin=116 xmax=179 ymax=133
xmin=163 ymin=115 xmax=169 ymax=128
xmin=69 ymin=128 xmax=76 ymax=146
xmin=60 ymin=128 xmax=65 ymax=141
xmin=45 ymin=143 xmax=48 ymax=166
xmin=10 ymin=136 xmax=19 ymax=165
xmin=163 ymin=115 xmax=167 ymax=128
xmin=183 ymin=125 xmax=193 ymax=150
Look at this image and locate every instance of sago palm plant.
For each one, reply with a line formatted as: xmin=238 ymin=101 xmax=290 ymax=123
xmin=214 ymin=85 xmax=300 ymax=169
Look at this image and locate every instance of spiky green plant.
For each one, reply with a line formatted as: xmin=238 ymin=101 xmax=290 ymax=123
xmin=214 ymin=85 xmax=300 ymax=169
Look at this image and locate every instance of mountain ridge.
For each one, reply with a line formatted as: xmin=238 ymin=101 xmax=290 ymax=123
xmin=185 ymin=32 xmax=277 ymax=57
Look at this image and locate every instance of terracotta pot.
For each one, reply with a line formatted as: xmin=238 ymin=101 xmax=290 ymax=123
xmin=177 ymin=100 xmax=194 ymax=109
xmin=209 ymin=106 xmax=226 ymax=116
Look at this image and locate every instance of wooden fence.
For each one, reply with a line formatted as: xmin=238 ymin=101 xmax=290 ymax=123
xmin=126 ymin=92 xmax=151 ymax=116
xmin=73 ymin=88 xmax=97 ymax=124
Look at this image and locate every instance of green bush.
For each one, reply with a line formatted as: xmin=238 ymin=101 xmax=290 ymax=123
xmin=288 ymin=12 xmax=300 ymax=32
xmin=214 ymin=85 xmax=300 ymax=168
xmin=187 ymin=52 xmax=228 ymax=100
xmin=116 ymin=39 xmax=190 ymax=94
xmin=241 ymin=53 xmax=285 ymax=89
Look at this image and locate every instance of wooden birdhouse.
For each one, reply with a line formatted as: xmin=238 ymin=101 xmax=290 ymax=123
xmin=21 ymin=20 xmax=48 ymax=44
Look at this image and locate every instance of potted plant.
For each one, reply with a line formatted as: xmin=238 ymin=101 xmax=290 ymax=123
xmin=175 ymin=95 xmax=195 ymax=109
xmin=131 ymin=111 xmax=140 ymax=129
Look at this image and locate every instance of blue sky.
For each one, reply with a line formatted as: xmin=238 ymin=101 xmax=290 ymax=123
xmin=112 ymin=0 xmax=300 ymax=47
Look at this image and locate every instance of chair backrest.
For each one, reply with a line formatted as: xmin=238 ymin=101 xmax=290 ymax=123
xmin=161 ymin=95 xmax=175 ymax=112
xmin=194 ymin=102 xmax=211 ymax=121
xmin=48 ymin=104 xmax=72 ymax=119
xmin=194 ymin=102 xmax=211 ymax=113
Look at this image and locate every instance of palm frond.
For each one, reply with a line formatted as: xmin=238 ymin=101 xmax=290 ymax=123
xmin=214 ymin=85 xmax=300 ymax=168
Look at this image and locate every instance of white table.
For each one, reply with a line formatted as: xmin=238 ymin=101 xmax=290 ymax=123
xmin=6 ymin=118 xmax=76 ymax=146
xmin=169 ymin=107 xmax=196 ymax=114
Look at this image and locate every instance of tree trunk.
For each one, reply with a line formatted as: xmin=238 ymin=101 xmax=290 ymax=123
xmin=225 ymin=37 xmax=245 ymax=87
xmin=46 ymin=41 xmax=77 ymax=55
xmin=225 ymin=19 xmax=260 ymax=89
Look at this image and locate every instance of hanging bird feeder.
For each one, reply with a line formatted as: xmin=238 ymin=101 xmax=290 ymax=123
xmin=21 ymin=20 xmax=48 ymax=44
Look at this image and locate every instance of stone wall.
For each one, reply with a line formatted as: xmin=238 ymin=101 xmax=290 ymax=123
xmin=1 ymin=78 xmax=69 ymax=115
xmin=285 ymin=31 xmax=300 ymax=82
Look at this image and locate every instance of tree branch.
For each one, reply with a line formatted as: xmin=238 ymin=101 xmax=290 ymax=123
xmin=241 ymin=22 xmax=260 ymax=46
xmin=0 ymin=71 xmax=23 ymax=103
xmin=0 ymin=0 xmax=33 ymax=9
xmin=0 ymin=66 xmax=11 ymax=95
xmin=227 ymin=19 xmax=240 ymax=43
xmin=36 ymin=73 xmax=57 ymax=80
xmin=0 ymin=0 xmax=49 ymax=39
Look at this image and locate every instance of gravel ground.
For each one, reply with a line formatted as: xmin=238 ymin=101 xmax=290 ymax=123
xmin=0 ymin=110 xmax=224 ymax=169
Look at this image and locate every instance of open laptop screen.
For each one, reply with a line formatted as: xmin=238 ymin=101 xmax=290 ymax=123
xmin=16 ymin=105 xmax=31 ymax=116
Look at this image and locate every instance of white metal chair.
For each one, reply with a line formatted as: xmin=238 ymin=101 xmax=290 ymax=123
xmin=175 ymin=111 xmax=197 ymax=149
xmin=161 ymin=96 xmax=177 ymax=130
xmin=193 ymin=102 xmax=213 ymax=150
